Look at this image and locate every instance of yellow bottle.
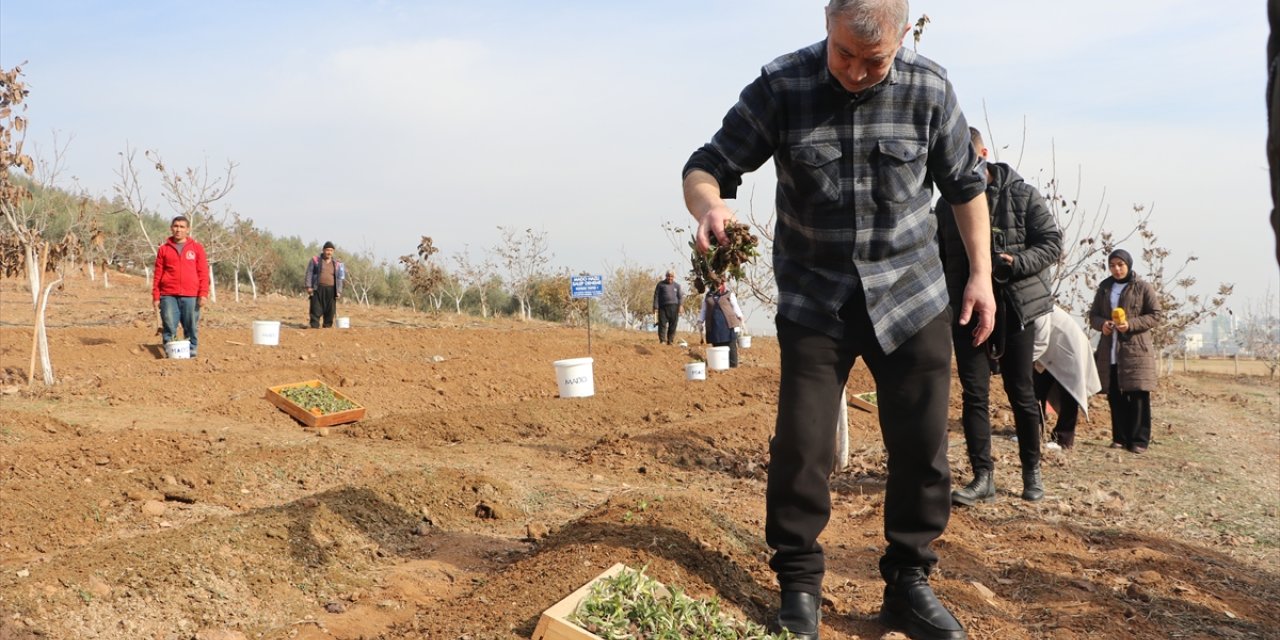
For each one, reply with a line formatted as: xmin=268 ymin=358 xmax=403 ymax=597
xmin=1112 ymin=307 xmax=1126 ymax=324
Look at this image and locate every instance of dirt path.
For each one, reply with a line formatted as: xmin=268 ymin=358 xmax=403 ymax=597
xmin=1 ymin=273 xmax=1276 ymax=640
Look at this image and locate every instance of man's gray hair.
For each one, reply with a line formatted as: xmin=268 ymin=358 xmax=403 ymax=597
xmin=826 ymin=0 xmax=909 ymax=43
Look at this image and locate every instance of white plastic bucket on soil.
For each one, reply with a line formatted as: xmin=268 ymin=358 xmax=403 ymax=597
xmin=553 ymin=357 xmax=594 ymax=398
xmin=164 ymin=339 xmax=191 ymax=359
xmin=707 ymin=346 xmax=730 ymax=370
xmin=684 ymin=361 xmax=706 ymax=381
xmin=252 ymin=320 xmax=281 ymax=346
xmin=738 ymin=334 xmax=752 ymax=349
xmin=336 ymin=317 xmax=350 ymax=329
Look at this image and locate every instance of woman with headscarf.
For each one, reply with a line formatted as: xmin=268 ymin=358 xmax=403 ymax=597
xmin=1088 ymin=249 xmax=1163 ymax=453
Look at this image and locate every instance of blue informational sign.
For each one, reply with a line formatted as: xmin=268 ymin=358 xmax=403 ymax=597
xmin=570 ymin=274 xmax=604 ymax=299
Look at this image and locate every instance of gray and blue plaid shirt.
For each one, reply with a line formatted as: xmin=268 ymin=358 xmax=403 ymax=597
xmin=684 ymin=41 xmax=984 ymax=353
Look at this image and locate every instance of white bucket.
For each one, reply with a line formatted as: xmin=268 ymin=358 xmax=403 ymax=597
xmin=707 ymin=346 xmax=730 ymax=371
xmin=164 ymin=339 xmax=191 ymax=360
xmin=252 ymin=320 xmax=281 ymax=346
xmin=336 ymin=317 xmax=350 ymax=329
xmin=738 ymin=334 xmax=752 ymax=349
xmin=553 ymin=357 xmax=594 ymax=398
xmin=684 ymin=362 xmax=706 ymax=381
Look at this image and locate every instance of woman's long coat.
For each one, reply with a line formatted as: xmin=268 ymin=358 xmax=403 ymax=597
xmin=1088 ymin=276 xmax=1163 ymax=392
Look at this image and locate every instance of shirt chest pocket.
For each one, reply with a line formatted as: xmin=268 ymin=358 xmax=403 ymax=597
xmin=788 ymin=143 xmax=842 ymax=205
xmin=873 ymin=139 xmax=927 ymax=204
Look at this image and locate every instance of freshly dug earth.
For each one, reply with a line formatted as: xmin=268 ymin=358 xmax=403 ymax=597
xmin=0 ymin=273 xmax=1276 ymax=640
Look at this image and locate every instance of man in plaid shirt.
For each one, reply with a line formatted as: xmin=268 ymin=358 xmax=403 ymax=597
xmin=682 ymin=1 xmax=995 ymax=638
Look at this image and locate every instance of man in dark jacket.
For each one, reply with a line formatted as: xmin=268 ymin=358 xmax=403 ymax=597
xmin=937 ymin=128 xmax=1062 ymax=505
xmin=652 ymin=270 xmax=683 ymax=344
xmin=305 ymin=241 xmax=345 ymax=329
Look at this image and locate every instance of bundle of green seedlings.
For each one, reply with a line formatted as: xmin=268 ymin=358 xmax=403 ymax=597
xmin=570 ymin=566 xmax=793 ymax=640
xmin=280 ymin=385 xmax=357 ymax=415
xmin=689 ymin=221 xmax=760 ymax=294
xmin=855 ymin=391 xmax=878 ymax=406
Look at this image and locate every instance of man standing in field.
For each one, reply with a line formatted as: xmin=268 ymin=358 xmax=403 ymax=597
xmin=681 ymin=1 xmax=994 ymax=638
xmin=305 ymin=241 xmax=345 ymax=329
xmin=152 ymin=215 xmax=209 ymax=357
xmin=653 ymin=270 xmax=683 ymax=344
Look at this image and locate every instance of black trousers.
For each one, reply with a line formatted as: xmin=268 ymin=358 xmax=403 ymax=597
xmin=954 ymin=319 xmax=1041 ymax=473
xmin=1108 ymin=365 xmax=1151 ymax=448
xmin=1033 ymin=369 xmax=1079 ymax=439
xmin=657 ymin=304 xmax=680 ymax=344
xmin=767 ymin=300 xmax=952 ymax=594
xmin=309 ymin=286 xmax=337 ymax=328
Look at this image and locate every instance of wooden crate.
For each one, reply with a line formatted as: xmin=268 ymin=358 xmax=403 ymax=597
xmin=531 ymin=563 xmax=629 ymax=640
xmin=849 ymin=391 xmax=878 ymax=415
xmin=264 ymin=379 xmax=366 ymax=428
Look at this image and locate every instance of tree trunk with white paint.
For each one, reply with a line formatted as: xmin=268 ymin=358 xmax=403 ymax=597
xmin=835 ymin=387 xmax=850 ymax=471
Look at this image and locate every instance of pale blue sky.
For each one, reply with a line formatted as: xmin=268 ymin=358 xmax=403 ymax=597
xmin=2 ymin=1 xmax=1274 ymax=329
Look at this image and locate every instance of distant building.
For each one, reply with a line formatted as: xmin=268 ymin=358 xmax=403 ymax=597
xmin=1182 ymin=333 xmax=1204 ymax=356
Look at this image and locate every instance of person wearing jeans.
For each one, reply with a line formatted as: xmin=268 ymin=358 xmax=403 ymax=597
xmin=152 ymin=216 xmax=209 ymax=357
xmin=158 ymin=296 xmax=199 ymax=354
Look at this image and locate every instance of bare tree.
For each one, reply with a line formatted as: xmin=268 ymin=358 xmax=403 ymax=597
xmin=159 ymin=162 xmax=235 ymax=304
xmin=993 ymin=124 xmax=1232 ymax=356
xmin=223 ymin=213 xmax=272 ymax=301
xmin=601 ymin=251 xmax=657 ymax=329
xmin=1075 ymin=203 xmax=1233 ymax=355
xmin=399 ymin=236 xmax=446 ymax=313
xmin=1025 ymin=151 xmax=1144 ymax=318
xmin=112 ymin=144 xmax=158 ymax=263
xmin=1234 ymin=290 xmax=1280 ymax=377
xmin=436 ymin=267 xmax=467 ymax=314
xmin=114 ymin=148 xmax=236 ymax=300
xmin=451 ymin=245 xmax=498 ymax=317
xmin=0 ymin=64 xmax=65 ymax=385
xmin=149 ymin=150 xmax=236 ymax=233
xmin=343 ymin=248 xmax=386 ymax=307
xmin=77 ymin=201 xmax=112 ymax=288
xmin=493 ymin=226 xmax=552 ymax=321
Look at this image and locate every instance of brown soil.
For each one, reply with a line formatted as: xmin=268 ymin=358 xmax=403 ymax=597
xmin=1 ymin=273 xmax=1277 ymax=640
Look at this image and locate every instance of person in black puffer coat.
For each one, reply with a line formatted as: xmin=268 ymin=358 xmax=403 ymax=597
xmin=937 ymin=127 xmax=1063 ymax=505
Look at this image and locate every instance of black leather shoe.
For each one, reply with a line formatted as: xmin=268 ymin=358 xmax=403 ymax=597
xmin=1021 ymin=465 xmax=1044 ymax=502
xmin=951 ymin=470 xmax=995 ymax=506
xmin=879 ymin=568 xmax=966 ymax=640
xmin=775 ymin=590 xmax=820 ymax=639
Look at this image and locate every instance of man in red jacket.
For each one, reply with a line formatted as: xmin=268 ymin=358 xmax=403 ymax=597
xmin=152 ymin=216 xmax=210 ymax=357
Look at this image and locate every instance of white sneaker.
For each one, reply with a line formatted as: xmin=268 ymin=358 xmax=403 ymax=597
xmin=1045 ymin=441 xmax=1062 ymax=451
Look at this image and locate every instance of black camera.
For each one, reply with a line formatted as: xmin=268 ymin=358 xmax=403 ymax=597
xmin=990 ymin=229 xmax=1011 ymax=284
xmin=992 ymin=252 xmax=1012 ymax=284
